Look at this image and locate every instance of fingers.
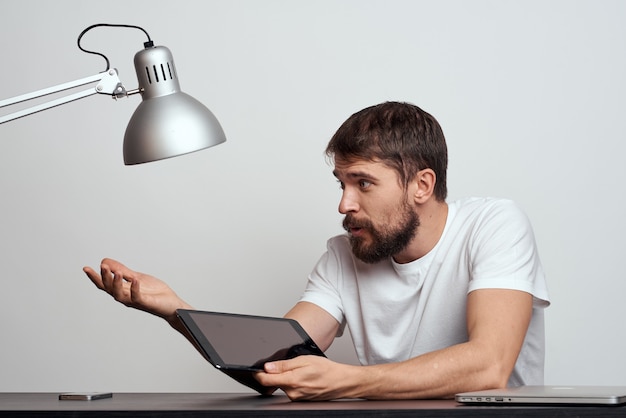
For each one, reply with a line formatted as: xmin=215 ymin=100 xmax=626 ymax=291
xmin=264 ymin=360 xmax=288 ymax=374
xmin=265 ymin=357 xmax=310 ymax=374
xmin=129 ymin=277 xmax=142 ymax=305
xmin=256 ymin=362 xmax=280 ymax=386
xmin=258 ymin=357 xmax=337 ymax=401
xmin=83 ymin=266 xmax=104 ymax=290
xmin=256 ymin=360 xmax=306 ymax=401
xmin=257 ymin=359 xmax=300 ymax=388
xmin=83 ymin=259 xmax=135 ymax=306
xmin=100 ymin=258 xmax=131 ymax=275
xmin=83 ymin=259 xmax=129 ymax=285
xmin=110 ymin=271 xmax=131 ymax=304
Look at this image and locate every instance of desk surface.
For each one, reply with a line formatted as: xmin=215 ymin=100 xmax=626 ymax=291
xmin=2 ymin=392 xmax=626 ymax=417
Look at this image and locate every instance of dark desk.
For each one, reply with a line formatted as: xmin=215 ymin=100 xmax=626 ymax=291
xmin=2 ymin=392 xmax=626 ymax=417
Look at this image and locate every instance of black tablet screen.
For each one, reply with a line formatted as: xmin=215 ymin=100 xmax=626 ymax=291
xmin=179 ymin=310 xmax=325 ymax=370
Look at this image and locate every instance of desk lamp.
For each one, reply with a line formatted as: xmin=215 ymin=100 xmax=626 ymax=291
xmin=0 ymin=24 xmax=226 ymax=165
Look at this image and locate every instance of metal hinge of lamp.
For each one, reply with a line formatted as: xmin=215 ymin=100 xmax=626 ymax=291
xmin=0 ymin=23 xmax=226 ymax=165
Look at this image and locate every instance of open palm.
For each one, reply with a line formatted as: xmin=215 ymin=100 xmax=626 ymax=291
xmin=83 ymin=258 xmax=191 ymax=322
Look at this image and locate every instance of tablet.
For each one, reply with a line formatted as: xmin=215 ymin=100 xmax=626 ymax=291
xmin=176 ymin=309 xmax=326 ymax=394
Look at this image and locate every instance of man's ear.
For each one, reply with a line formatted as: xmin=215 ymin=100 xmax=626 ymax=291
xmin=412 ymin=169 xmax=436 ymax=204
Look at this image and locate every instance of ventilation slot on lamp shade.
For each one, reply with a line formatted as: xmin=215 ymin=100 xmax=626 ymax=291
xmin=145 ymin=61 xmax=176 ymax=85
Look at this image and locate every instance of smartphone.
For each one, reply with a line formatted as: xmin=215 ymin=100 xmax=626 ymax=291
xmin=58 ymin=392 xmax=113 ymax=401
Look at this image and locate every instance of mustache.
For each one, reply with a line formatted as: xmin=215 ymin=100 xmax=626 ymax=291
xmin=342 ymin=214 xmax=373 ymax=232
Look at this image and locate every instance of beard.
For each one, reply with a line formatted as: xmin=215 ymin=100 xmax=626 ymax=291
xmin=342 ymin=201 xmax=420 ymax=264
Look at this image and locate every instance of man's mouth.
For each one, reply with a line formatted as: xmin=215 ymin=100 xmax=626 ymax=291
xmin=352 ymin=227 xmax=367 ymax=237
xmin=343 ymin=216 xmax=369 ymax=237
xmin=345 ymin=224 xmax=366 ymax=236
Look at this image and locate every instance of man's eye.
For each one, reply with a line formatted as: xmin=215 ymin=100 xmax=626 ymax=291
xmin=359 ymin=180 xmax=372 ymax=189
xmin=337 ymin=180 xmax=345 ymax=190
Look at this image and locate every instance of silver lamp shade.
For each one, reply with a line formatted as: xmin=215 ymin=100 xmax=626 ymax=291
xmin=123 ymin=45 xmax=226 ymax=165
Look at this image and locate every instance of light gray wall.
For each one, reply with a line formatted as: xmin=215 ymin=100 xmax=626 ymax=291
xmin=1 ymin=0 xmax=625 ymax=393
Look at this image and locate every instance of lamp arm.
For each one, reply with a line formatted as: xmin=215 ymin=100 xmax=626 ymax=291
xmin=0 ymin=69 xmax=129 ymax=124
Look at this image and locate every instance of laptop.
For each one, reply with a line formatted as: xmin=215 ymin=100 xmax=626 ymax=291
xmin=176 ymin=309 xmax=326 ymax=394
xmin=456 ymin=385 xmax=626 ymax=405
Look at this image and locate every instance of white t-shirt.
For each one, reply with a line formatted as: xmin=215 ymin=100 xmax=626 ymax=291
xmin=300 ymin=197 xmax=550 ymax=386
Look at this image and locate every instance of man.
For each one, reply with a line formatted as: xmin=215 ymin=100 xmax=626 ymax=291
xmin=84 ymin=101 xmax=550 ymax=401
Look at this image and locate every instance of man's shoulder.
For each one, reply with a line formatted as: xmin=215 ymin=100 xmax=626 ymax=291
xmin=451 ymin=196 xmax=517 ymax=209
xmin=450 ymin=197 xmax=523 ymax=219
xmin=447 ymin=197 xmax=531 ymax=233
xmin=446 ymin=197 xmax=536 ymax=249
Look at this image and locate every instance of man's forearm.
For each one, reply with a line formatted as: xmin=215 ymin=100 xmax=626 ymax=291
xmin=346 ymin=342 xmax=511 ymax=400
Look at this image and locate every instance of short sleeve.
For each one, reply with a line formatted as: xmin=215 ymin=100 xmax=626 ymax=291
xmin=467 ymin=200 xmax=550 ymax=308
xmin=299 ymin=237 xmax=349 ymax=331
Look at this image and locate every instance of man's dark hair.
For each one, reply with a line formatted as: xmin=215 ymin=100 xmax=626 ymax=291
xmin=325 ymin=101 xmax=448 ymax=201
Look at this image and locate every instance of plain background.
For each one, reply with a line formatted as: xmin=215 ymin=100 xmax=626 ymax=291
xmin=1 ymin=0 xmax=625 ymax=393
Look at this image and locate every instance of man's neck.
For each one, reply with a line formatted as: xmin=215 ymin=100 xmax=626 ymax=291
xmin=393 ymin=200 xmax=449 ymax=264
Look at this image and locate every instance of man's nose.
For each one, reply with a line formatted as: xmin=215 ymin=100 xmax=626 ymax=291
xmin=338 ymin=190 xmax=359 ymax=214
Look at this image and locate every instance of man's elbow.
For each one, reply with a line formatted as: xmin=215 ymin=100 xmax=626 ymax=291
xmin=479 ymin=361 xmax=513 ymax=390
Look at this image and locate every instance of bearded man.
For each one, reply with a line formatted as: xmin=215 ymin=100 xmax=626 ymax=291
xmin=85 ymin=101 xmax=550 ymax=401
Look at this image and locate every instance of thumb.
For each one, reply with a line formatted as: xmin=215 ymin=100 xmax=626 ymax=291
xmin=264 ymin=360 xmax=289 ymax=374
